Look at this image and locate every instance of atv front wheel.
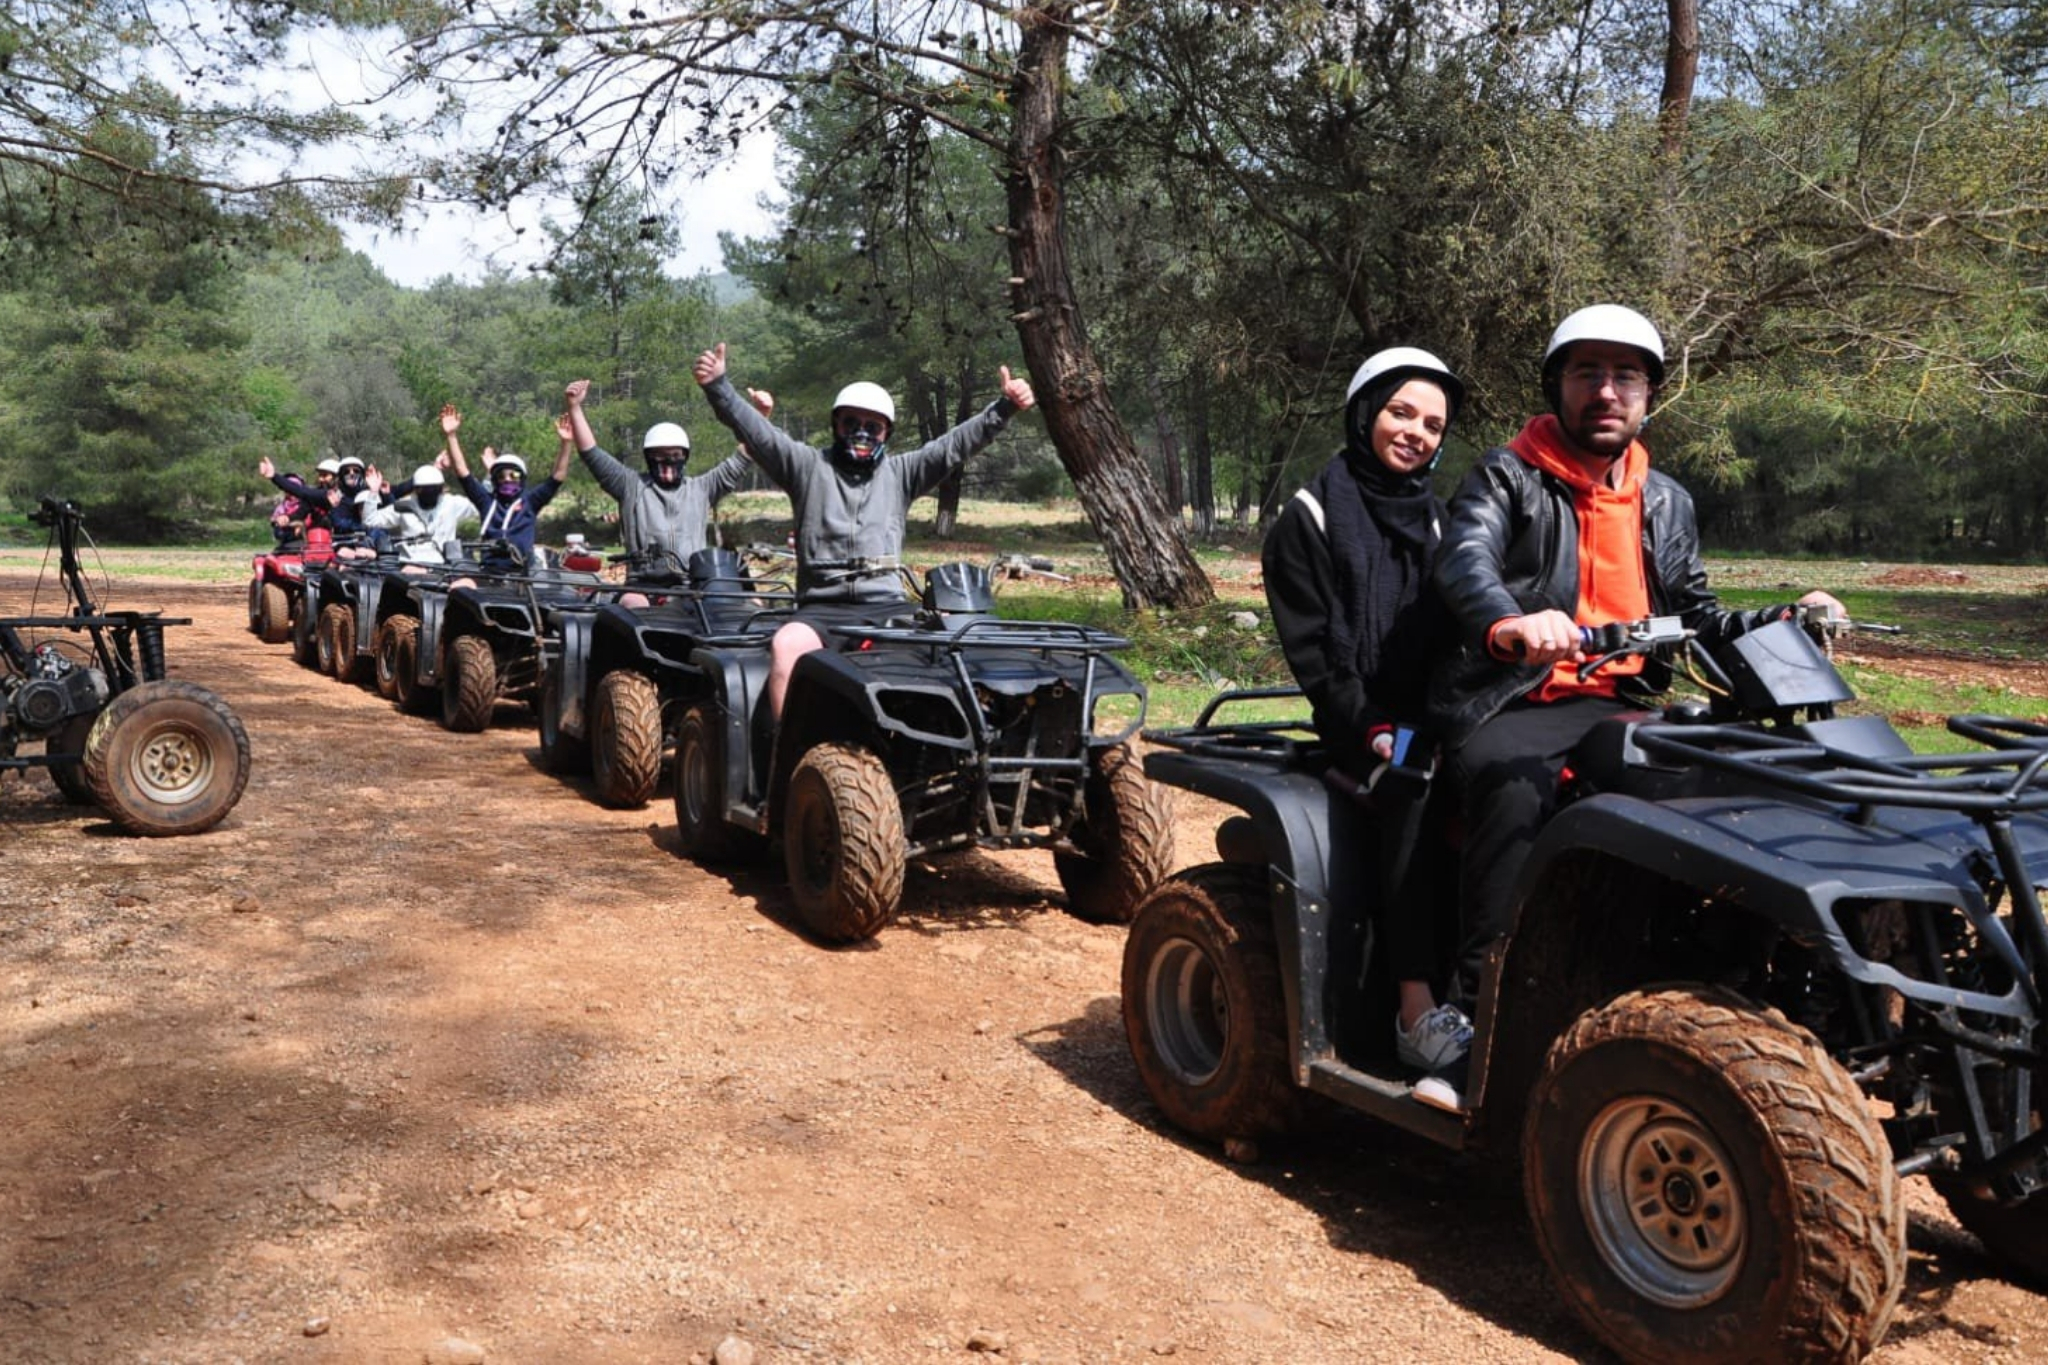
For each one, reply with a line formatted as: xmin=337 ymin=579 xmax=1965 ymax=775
xmin=256 ymin=580 xmax=292 ymax=645
xmin=1056 ymin=742 xmax=1175 ymax=924
xmin=1934 ymin=1087 xmax=2048 ymax=1286
xmin=1523 ymin=987 xmax=1903 ymax=1364
xmin=538 ymin=662 xmax=589 ymax=775
xmin=674 ymin=701 xmax=756 ymax=862
xmin=246 ymin=578 xmax=262 ymax=635
xmin=1120 ymin=863 xmax=1297 ymax=1142
xmin=290 ymin=599 xmax=320 ymax=669
xmin=383 ymin=616 xmax=428 ymax=714
xmin=591 ymin=670 xmax=662 ymax=808
xmin=784 ymin=743 xmax=904 ymax=943
xmin=441 ymin=634 xmax=498 ymax=732
xmin=83 ymin=681 xmax=251 ymax=836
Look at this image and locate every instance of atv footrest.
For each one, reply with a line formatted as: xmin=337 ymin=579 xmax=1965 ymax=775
xmin=1304 ymin=1058 xmax=1469 ymax=1148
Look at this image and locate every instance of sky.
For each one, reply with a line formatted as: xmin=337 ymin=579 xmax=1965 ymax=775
xmin=338 ymin=133 xmax=783 ymax=289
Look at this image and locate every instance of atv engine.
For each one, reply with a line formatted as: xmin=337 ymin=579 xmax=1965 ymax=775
xmin=3 ymin=644 xmax=109 ymax=738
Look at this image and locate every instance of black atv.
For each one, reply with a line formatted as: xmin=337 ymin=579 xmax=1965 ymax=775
xmin=680 ymin=555 xmax=1175 ymax=942
xmin=2 ymin=497 xmax=251 ymax=835
xmin=287 ymin=532 xmax=377 ymax=671
xmin=1120 ymin=609 xmax=2048 ymax=1361
xmin=538 ymin=546 xmax=797 ymax=809
xmin=398 ymin=543 xmax=605 ymax=733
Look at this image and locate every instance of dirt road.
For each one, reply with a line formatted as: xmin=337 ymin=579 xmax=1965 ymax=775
xmin=0 ymin=576 xmax=2040 ymax=1363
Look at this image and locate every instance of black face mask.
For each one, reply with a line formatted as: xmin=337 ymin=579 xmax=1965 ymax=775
xmin=417 ymin=488 xmax=442 ymax=511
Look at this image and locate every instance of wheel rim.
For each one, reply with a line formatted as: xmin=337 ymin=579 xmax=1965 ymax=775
xmin=1578 ymin=1096 xmax=1747 ymax=1308
xmin=1144 ymin=935 xmax=1227 ymax=1087
xmin=793 ymin=779 xmax=838 ymax=894
xmin=124 ymin=720 xmax=216 ymax=805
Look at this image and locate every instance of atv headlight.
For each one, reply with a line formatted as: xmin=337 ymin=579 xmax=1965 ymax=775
xmin=282 ymin=563 xmax=303 ymax=578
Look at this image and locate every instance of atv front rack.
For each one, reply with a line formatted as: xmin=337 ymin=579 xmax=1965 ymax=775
xmin=1144 ymin=687 xmax=1322 ymax=767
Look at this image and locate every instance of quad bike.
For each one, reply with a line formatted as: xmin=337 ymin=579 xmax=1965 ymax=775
xmin=246 ymin=526 xmax=337 ymax=645
xmin=2 ymin=497 xmax=250 ymax=835
xmin=1121 ymin=608 xmax=2048 ymax=1362
xmin=287 ymin=531 xmax=376 ymax=669
xmin=538 ymin=545 xmax=797 ymax=809
xmin=396 ymin=542 xmax=605 ymax=733
xmin=682 ymin=553 xmax=1175 ymax=942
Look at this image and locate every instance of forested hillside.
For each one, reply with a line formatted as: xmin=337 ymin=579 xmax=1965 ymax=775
xmin=0 ymin=2 xmax=2044 ymax=589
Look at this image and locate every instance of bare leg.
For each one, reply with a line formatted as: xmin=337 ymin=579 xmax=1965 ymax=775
xmin=767 ymin=620 xmax=824 ymax=720
xmin=1396 ymin=980 xmax=1438 ymax=1032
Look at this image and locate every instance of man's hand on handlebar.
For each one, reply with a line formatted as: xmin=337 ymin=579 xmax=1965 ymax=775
xmin=1495 ymin=609 xmax=1584 ymax=666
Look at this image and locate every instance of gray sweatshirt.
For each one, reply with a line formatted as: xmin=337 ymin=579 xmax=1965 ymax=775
xmin=700 ymin=374 xmax=1017 ymax=602
xmin=579 ymin=442 xmax=752 ymax=563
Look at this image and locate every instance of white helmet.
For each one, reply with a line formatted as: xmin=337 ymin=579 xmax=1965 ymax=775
xmin=489 ymin=452 xmax=528 ymax=477
xmin=336 ymin=455 xmax=367 ymax=472
xmin=642 ymin=421 xmax=690 ymax=454
xmin=1345 ymin=347 xmax=1465 ymax=416
xmin=316 ymin=457 xmax=342 ymax=475
xmin=831 ymin=381 xmax=896 ymax=427
xmin=1543 ymin=304 xmax=1666 ymax=385
xmin=411 ymin=465 xmax=445 ymax=488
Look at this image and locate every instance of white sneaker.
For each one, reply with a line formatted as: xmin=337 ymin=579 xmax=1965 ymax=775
xmin=1395 ymin=1003 xmax=1473 ymax=1072
xmin=1411 ymin=1055 xmax=1469 ymax=1113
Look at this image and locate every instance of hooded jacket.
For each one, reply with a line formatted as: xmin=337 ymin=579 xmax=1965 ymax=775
xmin=1429 ymin=420 xmax=1785 ymax=747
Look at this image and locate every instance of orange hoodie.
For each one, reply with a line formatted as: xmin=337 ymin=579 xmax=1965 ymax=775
xmin=1498 ymin=415 xmax=1652 ymax=701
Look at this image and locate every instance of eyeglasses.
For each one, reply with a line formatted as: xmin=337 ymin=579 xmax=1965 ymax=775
xmin=493 ymin=469 xmax=525 ymax=484
xmin=1563 ymin=364 xmax=1651 ymax=397
xmin=839 ymin=417 xmax=887 ymax=441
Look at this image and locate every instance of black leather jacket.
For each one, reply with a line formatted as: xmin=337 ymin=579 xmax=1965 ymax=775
xmin=1428 ymin=445 xmax=1785 ymax=747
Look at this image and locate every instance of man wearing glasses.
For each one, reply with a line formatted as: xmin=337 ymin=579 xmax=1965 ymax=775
xmin=440 ymin=404 xmax=575 ymax=567
xmin=1424 ymin=305 xmax=1843 ymax=1103
xmin=691 ymin=341 xmax=1036 ymax=719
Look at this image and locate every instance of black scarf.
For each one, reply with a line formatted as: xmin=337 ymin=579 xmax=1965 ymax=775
xmin=1312 ymin=440 xmax=1443 ymax=720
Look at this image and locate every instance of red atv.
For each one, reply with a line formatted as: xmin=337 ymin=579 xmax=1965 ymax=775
xmin=246 ymin=527 xmax=336 ymax=645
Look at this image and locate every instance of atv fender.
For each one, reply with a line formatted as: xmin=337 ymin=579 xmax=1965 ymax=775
xmin=691 ymin=643 xmax=776 ymax=829
xmin=553 ymin=609 xmax=598 ymax=741
xmin=1143 ymin=748 xmax=1379 ymax=1083
xmin=353 ymin=573 xmax=391 ymax=654
xmin=413 ymin=590 xmax=449 ymax=687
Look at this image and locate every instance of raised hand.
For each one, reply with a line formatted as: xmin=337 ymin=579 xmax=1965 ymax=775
xmin=748 ymin=387 xmax=774 ymax=419
xmin=440 ymin=404 xmax=462 ymax=436
xmin=998 ymin=365 xmax=1036 ymax=412
xmin=554 ymin=413 xmax=574 ymax=442
xmin=258 ymin=455 xmax=275 ymax=479
xmin=565 ymin=379 xmax=590 ymax=408
xmin=692 ymin=342 xmax=727 ymax=385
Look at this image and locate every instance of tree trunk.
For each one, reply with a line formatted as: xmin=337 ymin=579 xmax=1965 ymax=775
xmin=1148 ymin=366 xmax=1184 ymax=524
xmin=1188 ymin=365 xmax=1215 ymax=537
xmin=1658 ymin=0 xmax=1700 ymax=161
xmin=1006 ymin=3 xmax=1213 ymax=609
xmin=933 ymin=364 xmax=970 ymax=538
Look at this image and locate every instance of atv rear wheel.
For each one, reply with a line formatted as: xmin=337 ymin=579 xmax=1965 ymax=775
xmin=83 ymin=681 xmax=251 ymax=836
xmin=256 ymin=580 xmax=292 ymax=644
xmin=784 ymin=743 xmax=904 ymax=943
xmin=47 ymin=712 xmax=97 ymax=804
xmin=1121 ymin=863 xmax=1297 ymax=1143
xmin=674 ymin=701 xmax=756 ymax=862
xmin=538 ymin=662 xmax=589 ymax=775
xmin=384 ymin=616 xmax=429 ymax=714
xmin=1524 ymin=987 xmax=1902 ymax=1364
xmin=441 ymin=634 xmax=498 ymax=732
xmin=591 ymin=670 xmax=662 ymax=808
xmin=1056 ymin=742 xmax=1175 ymax=924
xmin=372 ymin=615 xmax=410 ymax=700
xmin=316 ymin=603 xmax=354 ymax=679
xmin=290 ymin=598 xmax=320 ymax=668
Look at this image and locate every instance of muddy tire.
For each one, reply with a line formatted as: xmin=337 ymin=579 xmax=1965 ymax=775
xmin=591 ymin=670 xmax=662 ymax=809
xmin=256 ymin=580 xmax=292 ymax=644
xmin=1120 ymin=863 xmax=1297 ymax=1142
xmin=387 ymin=617 xmax=429 ymax=714
xmin=82 ymin=681 xmax=251 ymax=836
xmin=784 ymin=743 xmax=904 ymax=943
xmin=372 ymin=616 xmax=411 ymax=701
xmin=1056 ymin=742 xmax=1175 ymax=925
xmin=246 ymin=578 xmax=262 ymax=634
xmin=441 ymin=634 xmax=498 ymax=733
xmin=47 ymin=712 xmax=97 ymax=804
xmin=1523 ymin=986 xmax=1903 ymax=1364
xmin=538 ymin=662 xmax=589 ymax=775
xmin=674 ymin=701 xmax=755 ymax=862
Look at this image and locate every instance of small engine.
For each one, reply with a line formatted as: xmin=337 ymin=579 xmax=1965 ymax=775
xmin=3 ymin=645 xmax=109 ymax=737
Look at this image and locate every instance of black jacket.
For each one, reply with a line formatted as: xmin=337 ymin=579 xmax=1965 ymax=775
xmin=1428 ymin=445 xmax=1784 ymax=747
